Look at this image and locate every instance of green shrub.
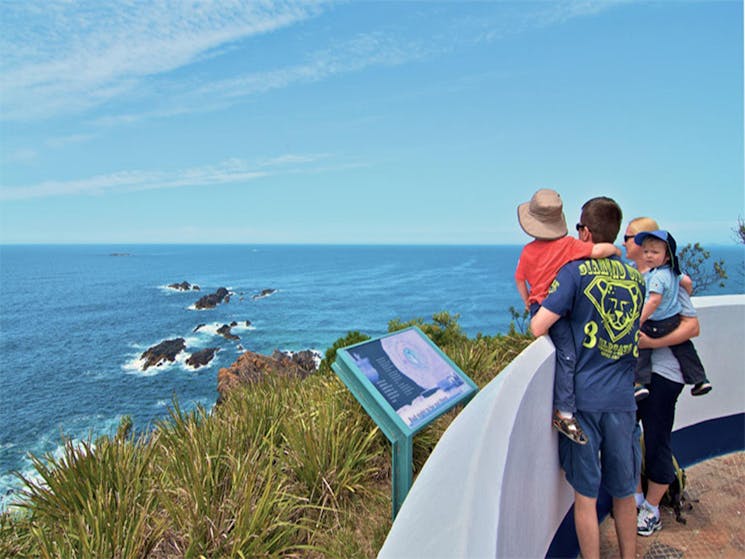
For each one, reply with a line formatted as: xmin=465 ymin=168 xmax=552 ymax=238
xmin=152 ymin=401 xmax=305 ymax=557
xmin=318 ymin=331 xmax=371 ymax=377
xmin=14 ymin=431 xmax=163 ymax=559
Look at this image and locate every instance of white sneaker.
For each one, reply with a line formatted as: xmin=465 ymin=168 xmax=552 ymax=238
xmin=637 ymin=505 xmax=662 ymax=536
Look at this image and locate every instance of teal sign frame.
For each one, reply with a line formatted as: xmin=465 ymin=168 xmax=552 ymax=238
xmin=331 ymin=326 xmax=478 ymax=518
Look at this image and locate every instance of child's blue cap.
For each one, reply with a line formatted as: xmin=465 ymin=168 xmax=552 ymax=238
xmin=634 ymin=229 xmax=681 ymax=275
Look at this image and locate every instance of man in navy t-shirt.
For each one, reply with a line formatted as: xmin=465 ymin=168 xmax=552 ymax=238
xmin=531 ymin=197 xmax=645 ymax=559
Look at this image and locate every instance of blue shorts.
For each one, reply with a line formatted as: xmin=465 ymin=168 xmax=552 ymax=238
xmin=559 ymin=410 xmax=640 ymax=499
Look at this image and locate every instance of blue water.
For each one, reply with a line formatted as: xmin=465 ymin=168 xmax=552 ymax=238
xmin=1 ymin=244 xmax=743 ymax=509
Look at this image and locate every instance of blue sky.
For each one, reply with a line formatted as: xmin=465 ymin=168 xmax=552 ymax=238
xmin=1 ymin=1 xmax=742 ymax=245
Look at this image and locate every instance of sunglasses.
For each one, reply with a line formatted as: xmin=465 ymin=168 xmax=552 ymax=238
xmin=624 ymin=234 xmax=635 ymax=242
xmin=575 ymin=223 xmax=589 ymax=232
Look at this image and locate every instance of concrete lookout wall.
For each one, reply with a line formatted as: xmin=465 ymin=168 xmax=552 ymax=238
xmin=378 ymin=295 xmax=745 ymax=559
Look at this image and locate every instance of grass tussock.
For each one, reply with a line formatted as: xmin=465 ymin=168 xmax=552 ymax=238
xmin=0 ymin=313 xmax=532 ymax=558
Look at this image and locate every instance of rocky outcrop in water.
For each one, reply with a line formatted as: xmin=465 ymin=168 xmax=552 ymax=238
xmin=217 ymin=323 xmax=240 ymax=341
xmin=251 ymin=288 xmax=277 ymax=300
xmin=141 ymin=338 xmax=186 ymax=370
xmin=186 ymin=348 xmax=219 ymax=369
xmin=169 ymin=281 xmax=200 ymax=291
xmin=217 ymin=349 xmax=318 ymax=403
xmin=195 ymin=287 xmax=230 ymax=309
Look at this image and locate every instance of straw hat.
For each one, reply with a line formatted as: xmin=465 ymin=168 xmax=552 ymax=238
xmin=517 ymin=189 xmax=568 ymax=240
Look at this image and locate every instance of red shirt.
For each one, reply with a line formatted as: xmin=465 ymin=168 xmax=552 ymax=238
xmin=515 ymin=237 xmax=594 ymax=305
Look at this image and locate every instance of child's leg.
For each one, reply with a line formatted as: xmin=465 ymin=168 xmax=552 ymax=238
xmin=548 ymin=317 xmax=576 ymax=414
xmin=548 ymin=318 xmax=588 ymax=445
xmin=669 ymin=340 xmax=710 ymax=395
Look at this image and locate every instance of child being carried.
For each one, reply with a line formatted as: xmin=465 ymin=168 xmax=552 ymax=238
xmin=633 ymin=230 xmax=712 ymax=400
xmin=515 ymin=189 xmax=621 ymax=445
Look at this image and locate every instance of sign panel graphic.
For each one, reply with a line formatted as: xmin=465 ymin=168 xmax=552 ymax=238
xmin=338 ymin=328 xmax=475 ymax=433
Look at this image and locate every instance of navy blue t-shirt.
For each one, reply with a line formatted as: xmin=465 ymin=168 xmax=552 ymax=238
xmin=541 ymin=256 xmax=646 ymax=413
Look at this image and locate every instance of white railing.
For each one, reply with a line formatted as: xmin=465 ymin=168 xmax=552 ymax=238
xmin=378 ymin=295 xmax=745 ymax=559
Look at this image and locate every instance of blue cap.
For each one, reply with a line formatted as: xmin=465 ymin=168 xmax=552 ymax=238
xmin=634 ymin=230 xmax=680 ymax=275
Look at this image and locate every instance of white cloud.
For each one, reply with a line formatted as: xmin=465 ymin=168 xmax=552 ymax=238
xmin=0 ymin=153 xmax=334 ymax=200
xmin=0 ymin=0 xmax=629 ymax=124
xmin=0 ymin=1 xmax=333 ymax=121
xmin=91 ymin=30 xmax=430 ymax=126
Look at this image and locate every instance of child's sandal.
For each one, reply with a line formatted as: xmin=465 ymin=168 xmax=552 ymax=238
xmin=552 ymin=415 xmax=589 ymax=445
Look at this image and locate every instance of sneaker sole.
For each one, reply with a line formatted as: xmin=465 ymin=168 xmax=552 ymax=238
xmin=637 ymin=521 xmax=662 ymax=536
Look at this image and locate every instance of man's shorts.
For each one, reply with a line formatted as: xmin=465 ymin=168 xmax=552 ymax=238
xmin=559 ymin=410 xmax=640 ymax=499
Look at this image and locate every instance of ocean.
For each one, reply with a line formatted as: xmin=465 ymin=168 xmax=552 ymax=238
xmin=1 ymin=243 xmax=743 ymax=509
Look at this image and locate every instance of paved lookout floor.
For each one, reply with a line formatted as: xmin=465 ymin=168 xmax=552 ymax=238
xmin=598 ymin=451 xmax=745 ymax=558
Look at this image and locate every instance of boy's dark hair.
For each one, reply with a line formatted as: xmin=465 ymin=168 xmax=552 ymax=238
xmin=580 ymin=197 xmax=622 ymax=243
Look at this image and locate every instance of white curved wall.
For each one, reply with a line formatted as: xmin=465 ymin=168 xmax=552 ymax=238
xmin=673 ymin=295 xmax=745 ymax=431
xmin=378 ymin=295 xmax=744 ymax=559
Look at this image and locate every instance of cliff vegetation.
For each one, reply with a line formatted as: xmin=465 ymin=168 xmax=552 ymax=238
xmin=0 ymin=312 xmax=532 ymax=558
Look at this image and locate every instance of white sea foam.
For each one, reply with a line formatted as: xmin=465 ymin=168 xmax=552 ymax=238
xmin=190 ymin=322 xmax=222 ymax=337
xmin=183 ymin=334 xmax=205 ymax=347
xmin=0 ymin=470 xmax=27 ymax=512
xmin=122 ymin=354 xmax=153 ymax=375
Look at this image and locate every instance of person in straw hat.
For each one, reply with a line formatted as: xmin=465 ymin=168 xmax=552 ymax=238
xmin=515 ymin=188 xmax=621 ymax=444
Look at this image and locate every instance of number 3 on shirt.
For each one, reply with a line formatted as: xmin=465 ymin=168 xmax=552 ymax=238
xmin=583 ymin=321 xmax=598 ymax=349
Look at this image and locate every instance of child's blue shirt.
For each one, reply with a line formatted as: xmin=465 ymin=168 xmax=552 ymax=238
xmin=644 ymin=264 xmax=681 ymax=321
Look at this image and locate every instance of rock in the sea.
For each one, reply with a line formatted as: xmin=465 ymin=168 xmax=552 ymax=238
xmin=186 ymin=347 xmax=219 ymax=369
xmin=140 ymin=338 xmax=186 ymax=370
xmin=251 ymin=288 xmax=277 ymax=300
xmin=169 ymin=281 xmax=200 ymax=291
xmin=217 ymin=349 xmax=318 ymax=403
xmin=195 ymin=287 xmax=230 ymax=309
xmin=271 ymin=349 xmax=318 ymax=373
xmin=217 ymin=324 xmax=240 ymax=341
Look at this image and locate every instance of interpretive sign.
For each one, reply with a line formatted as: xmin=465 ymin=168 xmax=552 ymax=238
xmin=332 ymin=326 xmax=477 ymax=517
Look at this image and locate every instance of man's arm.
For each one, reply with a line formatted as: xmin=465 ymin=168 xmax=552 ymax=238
xmin=530 ymin=306 xmax=561 ymax=337
xmin=638 ymin=315 xmax=700 ymax=349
